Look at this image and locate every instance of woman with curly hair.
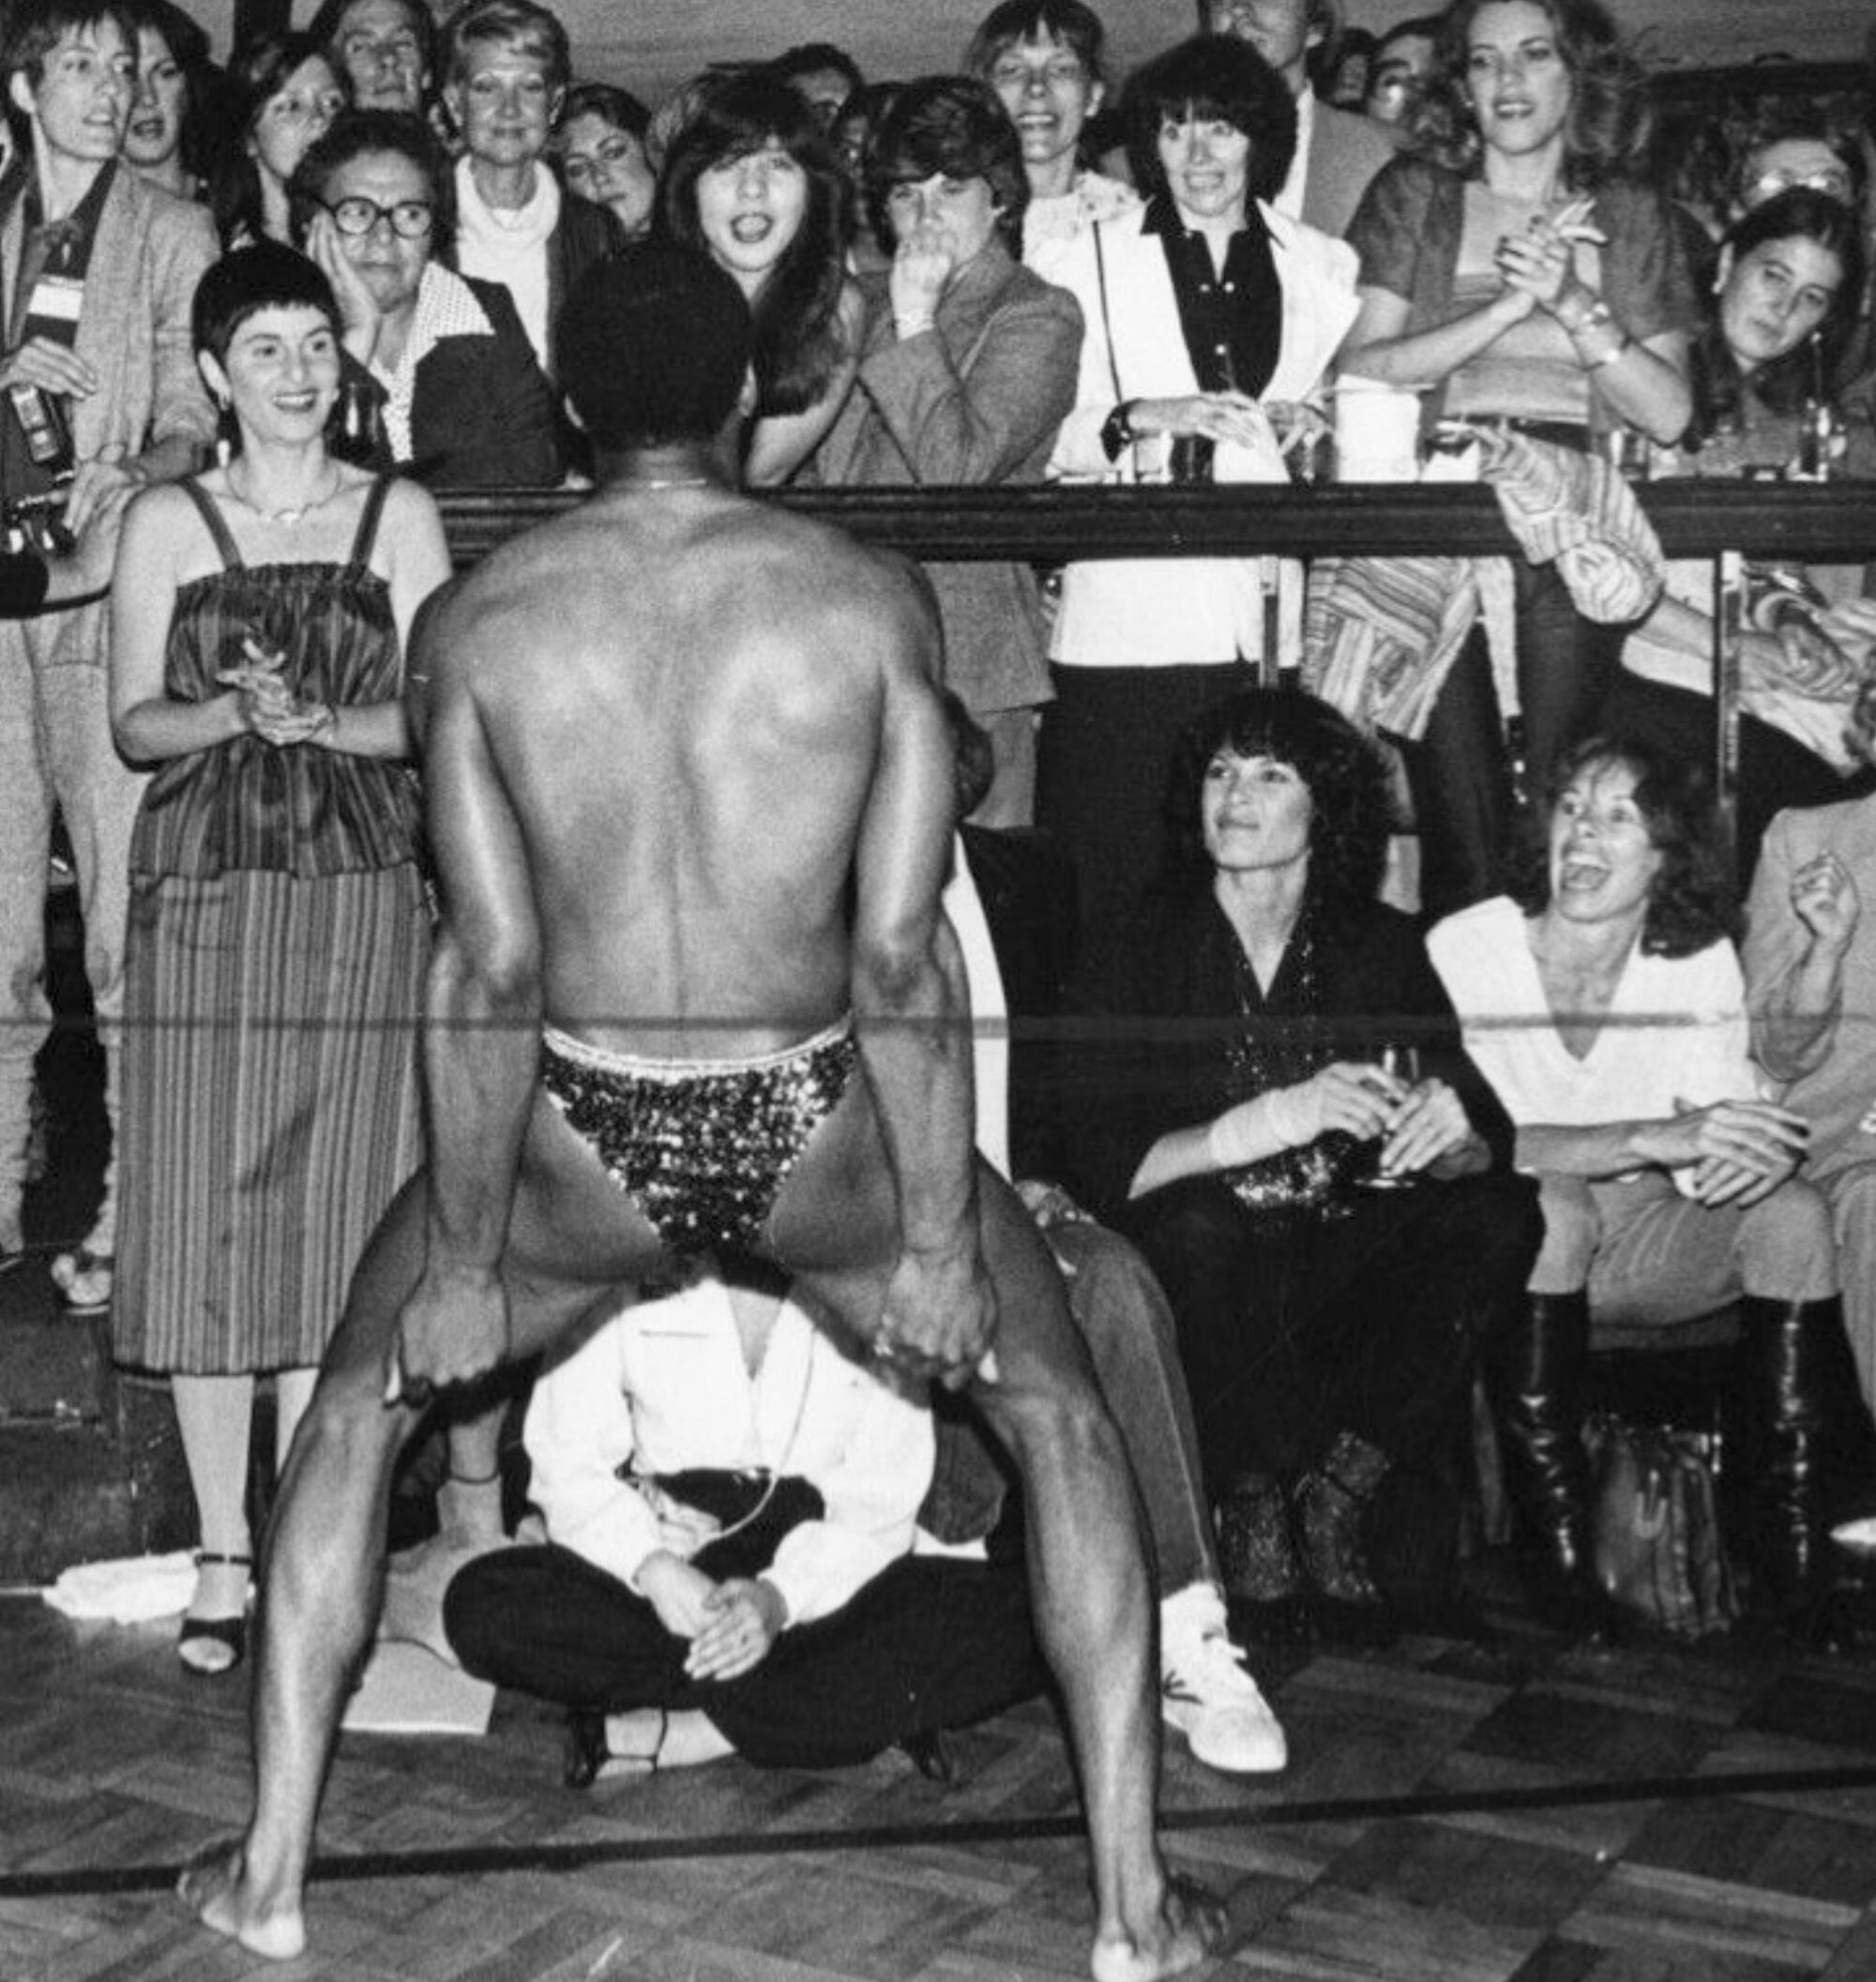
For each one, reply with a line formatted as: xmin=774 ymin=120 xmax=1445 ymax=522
xmin=1075 ymin=688 xmax=1538 ymax=1642
xmin=1339 ymin=0 xmax=1700 ymax=919
xmin=1430 ymin=734 xmax=1862 ymax=1641
xmin=661 ymin=72 xmax=863 ymax=484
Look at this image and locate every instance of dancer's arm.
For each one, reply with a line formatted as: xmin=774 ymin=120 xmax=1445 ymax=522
xmin=849 ymin=596 xmax=991 ymax=1386
xmin=392 ymin=600 xmax=542 ymax=1393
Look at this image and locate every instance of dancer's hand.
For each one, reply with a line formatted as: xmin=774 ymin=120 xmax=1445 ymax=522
xmin=685 ymin=1577 xmax=784 ymax=1681
xmin=386 ymin=1261 xmax=508 ymax=1403
xmin=873 ymin=1240 xmax=999 ymax=1391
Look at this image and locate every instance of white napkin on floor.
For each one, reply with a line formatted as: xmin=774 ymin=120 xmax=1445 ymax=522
xmin=42 ymin=1550 xmax=196 ymax=1623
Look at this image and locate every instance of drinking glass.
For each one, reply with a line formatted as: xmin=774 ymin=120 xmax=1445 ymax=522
xmin=1360 ymin=1043 xmax=1422 ymax=1188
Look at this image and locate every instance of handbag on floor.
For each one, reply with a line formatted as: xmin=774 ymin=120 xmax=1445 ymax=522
xmin=1586 ymin=1411 xmax=1738 ymax=1638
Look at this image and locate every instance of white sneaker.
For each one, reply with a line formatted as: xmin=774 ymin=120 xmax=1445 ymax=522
xmin=1159 ymin=1582 xmax=1287 ymax=1776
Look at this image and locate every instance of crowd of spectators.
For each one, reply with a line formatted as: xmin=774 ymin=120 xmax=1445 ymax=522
xmin=9 ymin=0 xmax=1876 ymax=1812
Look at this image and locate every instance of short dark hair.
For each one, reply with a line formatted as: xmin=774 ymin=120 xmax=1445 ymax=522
xmin=1375 ymin=12 xmax=1442 ymax=58
xmin=771 ymin=41 xmax=862 ymax=97
xmin=289 ymin=108 xmax=455 ymax=263
xmin=307 ymin=0 xmax=436 ymax=76
xmin=1507 ymin=734 xmax=1736 ymax=956
xmin=558 ymin=243 xmax=753 ymax=450
xmin=964 ymin=0 xmax=1109 ymax=88
xmin=192 ymin=239 xmax=340 ymax=367
xmin=438 ymin=0 xmax=567 ymax=96
xmin=3 ymin=0 xmax=133 ymax=89
xmin=1124 ymin=35 xmax=1297 ymax=204
xmin=554 ymin=79 xmax=649 ymax=144
xmin=866 ymin=75 xmax=1028 ymax=254
xmin=1732 ymin=99 xmax=1866 ymax=210
xmin=1160 ymin=689 xmax=1391 ymax=932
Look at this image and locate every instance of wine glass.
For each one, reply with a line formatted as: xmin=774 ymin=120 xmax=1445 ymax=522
xmin=1360 ymin=1043 xmax=1422 ymax=1189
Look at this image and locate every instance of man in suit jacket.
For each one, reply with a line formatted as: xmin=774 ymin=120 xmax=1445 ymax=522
xmin=0 ymin=0 xmax=218 ymax=1301
xmin=1200 ymin=0 xmax=1400 ymax=236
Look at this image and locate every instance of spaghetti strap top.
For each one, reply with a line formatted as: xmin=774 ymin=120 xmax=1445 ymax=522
xmin=129 ymin=475 xmax=423 ymax=881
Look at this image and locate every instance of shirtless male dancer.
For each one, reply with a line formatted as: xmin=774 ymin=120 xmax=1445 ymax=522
xmin=181 ymin=243 xmax=1220 ymax=1981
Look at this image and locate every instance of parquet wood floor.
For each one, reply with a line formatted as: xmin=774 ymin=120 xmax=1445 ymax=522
xmin=8 ymin=1573 xmax=1876 ymax=1982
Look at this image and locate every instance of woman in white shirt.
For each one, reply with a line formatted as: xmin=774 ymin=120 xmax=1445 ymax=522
xmin=1429 ymin=734 xmax=1860 ymax=1641
xmin=443 ymin=1268 xmax=1043 ymax=1780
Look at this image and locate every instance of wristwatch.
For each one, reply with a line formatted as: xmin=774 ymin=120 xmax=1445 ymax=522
xmin=1099 ymin=399 xmax=1140 ymax=462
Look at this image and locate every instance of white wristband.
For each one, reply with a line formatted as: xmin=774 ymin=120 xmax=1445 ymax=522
xmin=895 ymin=314 xmax=936 ymax=340
xmin=1209 ymin=1085 xmax=1312 ymax=1169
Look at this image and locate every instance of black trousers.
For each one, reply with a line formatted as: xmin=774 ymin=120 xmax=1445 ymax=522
xmin=1122 ymin=1169 xmax=1540 ymax=1487
xmin=444 ymin=1541 xmax=1046 ymax=1771
xmin=1403 ymin=560 xmax=1626 ymax=922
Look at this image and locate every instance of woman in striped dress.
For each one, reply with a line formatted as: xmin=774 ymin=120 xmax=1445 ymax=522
xmin=109 ymin=243 xmax=450 ymax=1674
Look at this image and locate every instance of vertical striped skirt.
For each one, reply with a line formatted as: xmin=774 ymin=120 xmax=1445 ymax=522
xmin=113 ymin=862 xmax=429 ymax=1375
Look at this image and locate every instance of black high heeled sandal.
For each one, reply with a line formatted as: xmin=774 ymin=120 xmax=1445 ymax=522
xmin=178 ymin=1551 xmax=252 ymax=1678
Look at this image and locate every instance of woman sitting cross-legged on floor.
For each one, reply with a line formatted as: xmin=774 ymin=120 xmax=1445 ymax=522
xmin=1072 ymin=689 xmax=1541 ymax=1642
xmin=1428 ymin=733 xmax=1868 ymax=1642
xmin=443 ymin=1263 xmax=1045 ymax=1781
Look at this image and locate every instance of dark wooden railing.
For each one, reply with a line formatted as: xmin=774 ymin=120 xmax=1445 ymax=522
xmin=436 ymin=478 xmax=1876 ymax=873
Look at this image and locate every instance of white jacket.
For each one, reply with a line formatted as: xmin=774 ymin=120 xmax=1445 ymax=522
xmin=1036 ymin=203 xmax=1358 ymax=668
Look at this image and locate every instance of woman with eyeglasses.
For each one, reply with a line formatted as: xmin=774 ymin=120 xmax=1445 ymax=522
xmin=109 ymin=242 xmax=451 ymax=1673
xmin=292 ymin=110 xmax=563 ymax=486
xmin=210 ymin=31 xmax=349 ymax=249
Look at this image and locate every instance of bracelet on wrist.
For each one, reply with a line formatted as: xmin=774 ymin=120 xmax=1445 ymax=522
xmin=1581 ymin=331 xmax=1633 ymax=371
xmin=1556 ymin=293 xmax=1612 ymax=339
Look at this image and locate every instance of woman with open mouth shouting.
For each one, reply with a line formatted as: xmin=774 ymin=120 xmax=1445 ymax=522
xmin=661 ymin=71 xmax=865 ymax=487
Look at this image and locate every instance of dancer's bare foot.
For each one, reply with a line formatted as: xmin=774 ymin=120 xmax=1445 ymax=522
xmin=1090 ymin=1875 xmax=1228 ymax=1982
xmin=178 ymin=1838 xmax=306 ymax=1962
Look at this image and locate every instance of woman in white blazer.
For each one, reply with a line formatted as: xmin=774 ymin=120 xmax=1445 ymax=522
xmin=1033 ymin=34 xmax=1357 ymax=963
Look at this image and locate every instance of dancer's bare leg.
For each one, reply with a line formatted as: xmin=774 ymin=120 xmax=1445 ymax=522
xmin=183 ymin=1145 xmax=650 ymax=1960
xmin=782 ymin=1144 xmax=1222 ymax=1982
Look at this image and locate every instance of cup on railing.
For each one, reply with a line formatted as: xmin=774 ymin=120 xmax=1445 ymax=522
xmin=1599 ymin=426 xmax=1651 ymax=480
xmin=1169 ymin=433 xmax=1216 ymax=485
xmin=1331 ymin=377 xmax=1423 ymax=483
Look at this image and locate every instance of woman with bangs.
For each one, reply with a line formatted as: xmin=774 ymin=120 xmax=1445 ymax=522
xmin=1604 ymin=189 xmax=1876 ymax=872
xmin=209 ymin=31 xmax=348 ymax=249
xmin=1430 ymin=734 xmax=1866 ymax=1642
xmin=810 ymin=76 xmax=1082 ymax=825
xmin=1340 ymin=0 xmax=1700 ymax=920
xmin=1075 ymin=688 xmax=1536 ymax=1642
xmin=661 ymin=71 xmax=863 ymax=486
xmin=1036 ymin=35 xmax=1360 ymax=961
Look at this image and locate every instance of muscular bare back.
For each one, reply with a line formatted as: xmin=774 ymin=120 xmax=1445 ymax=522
xmin=416 ymin=481 xmax=946 ymax=1060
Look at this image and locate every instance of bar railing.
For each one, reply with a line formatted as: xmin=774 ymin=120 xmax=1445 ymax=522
xmin=438 ymin=478 xmax=1876 ymax=870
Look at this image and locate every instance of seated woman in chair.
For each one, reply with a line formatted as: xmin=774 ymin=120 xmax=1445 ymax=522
xmin=1429 ymin=734 xmax=1864 ymax=1641
xmin=1074 ymin=688 xmax=1539 ymax=1642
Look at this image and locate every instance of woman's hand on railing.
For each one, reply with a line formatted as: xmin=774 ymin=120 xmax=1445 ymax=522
xmin=1128 ymin=392 xmax=1273 ymax=451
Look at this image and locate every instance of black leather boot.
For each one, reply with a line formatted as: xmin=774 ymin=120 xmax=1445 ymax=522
xmin=1739 ymin=1294 xmax=1853 ymax=1637
xmin=1489 ymin=1291 xmax=1623 ymax=1639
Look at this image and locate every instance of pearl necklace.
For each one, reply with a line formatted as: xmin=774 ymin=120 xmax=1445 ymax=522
xmin=225 ymin=465 xmax=344 ymax=527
